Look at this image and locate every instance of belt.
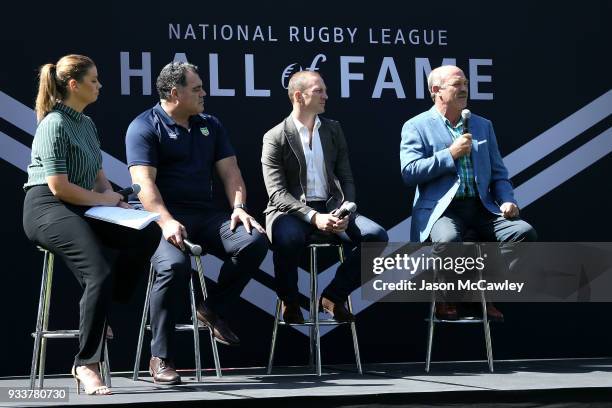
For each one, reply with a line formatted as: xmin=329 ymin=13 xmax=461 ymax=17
xmin=306 ymin=200 xmax=327 ymax=205
xmin=452 ymin=196 xmax=478 ymax=201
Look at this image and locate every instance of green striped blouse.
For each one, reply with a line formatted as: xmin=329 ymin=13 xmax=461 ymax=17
xmin=24 ymin=103 xmax=102 ymax=191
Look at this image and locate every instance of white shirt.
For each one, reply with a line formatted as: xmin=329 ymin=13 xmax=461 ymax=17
xmin=291 ymin=115 xmax=329 ymax=222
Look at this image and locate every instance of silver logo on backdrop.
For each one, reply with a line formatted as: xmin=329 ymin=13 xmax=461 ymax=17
xmin=281 ymin=54 xmax=327 ymax=89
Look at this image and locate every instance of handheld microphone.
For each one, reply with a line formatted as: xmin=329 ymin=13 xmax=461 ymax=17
xmin=336 ymin=201 xmax=357 ymax=219
xmin=461 ymin=109 xmax=471 ymax=134
xmin=183 ymin=239 xmax=202 ymax=256
xmin=116 ymin=184 xmax=141 ymax=201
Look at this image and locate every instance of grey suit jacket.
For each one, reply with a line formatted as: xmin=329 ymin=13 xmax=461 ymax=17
xmin=261 ymin=115 xmax=355 ymax=243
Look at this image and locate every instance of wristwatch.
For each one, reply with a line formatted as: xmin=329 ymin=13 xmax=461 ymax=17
xmin=233 ymin=203 xmax=248 ymax=211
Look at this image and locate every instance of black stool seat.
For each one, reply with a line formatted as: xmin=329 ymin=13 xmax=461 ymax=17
xmin=306 ymin=231 xmax=341 ymax=246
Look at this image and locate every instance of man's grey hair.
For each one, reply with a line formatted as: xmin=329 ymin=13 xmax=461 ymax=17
xmin=156 ymin=61 xmax=199 ymax=100
xmin=427 ymin=67 xmax=446 ymax=102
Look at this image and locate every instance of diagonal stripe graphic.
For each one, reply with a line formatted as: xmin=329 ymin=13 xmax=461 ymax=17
xmin=0 ymin=131 xmax=31 ymax=171
xmin=514 ymin=128 xmax=612 ymax=208
xmin=504 ymin=90 xmax=611 ymax=178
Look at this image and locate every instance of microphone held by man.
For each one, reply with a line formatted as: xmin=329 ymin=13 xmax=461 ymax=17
xmin=333 ymin=201 xmax=357 ymax=219
xmin=116 ymin=183 xmax=141 ymax=201
xmin=449 ymin=109 xmax=473 ymax=160
xmin=461 ymin=108 xmax=471 ymax=134
xmin=310 ymin=201 xmax=357 ymax=233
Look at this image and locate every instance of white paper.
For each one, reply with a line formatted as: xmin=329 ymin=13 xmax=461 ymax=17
xmin=84 ymin=206 xmax=160 ymax=230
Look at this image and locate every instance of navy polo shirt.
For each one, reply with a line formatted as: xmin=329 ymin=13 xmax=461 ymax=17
xmin=125 ymin=103 xmax=235 ymax=208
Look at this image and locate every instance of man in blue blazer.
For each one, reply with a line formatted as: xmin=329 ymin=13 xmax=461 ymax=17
xmin=400 ymin=65 xmax=536 ymax=320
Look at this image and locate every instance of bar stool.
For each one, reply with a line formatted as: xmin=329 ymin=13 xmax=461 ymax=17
xmin=132 ymin=243 xmax=222 ymax=382
xmin=425 ymin=242 xmax=496 ymax=373
xmin=30 ymin=247 xmax=111 ymax=390
xmin=267 ymin=233 xmax=362 ymax=376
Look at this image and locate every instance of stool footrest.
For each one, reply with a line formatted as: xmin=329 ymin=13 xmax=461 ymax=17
xmin=425 ymin=318 xmax=493 ymax=324
xmin=278 ymin=320 xmax=352 ymax=326
xmin=144 ymin=324 xmax=211 ymax=332
xmin=31 ymin=330 xmax=79 ymax=338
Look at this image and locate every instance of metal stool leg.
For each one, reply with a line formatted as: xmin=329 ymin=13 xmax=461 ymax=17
xmin=476 ymin=245 xmax=494 ymax=373
xmin=194 ymin=255 xmax=222 ymax=378
xmin=102 ymin=340 xmax=112 ymax=387
xmin=308 ymin=249 xmax=316 ymax=369
xmin=30 ymin=250 xmax=53 ymax=389
xmin=38 ymin=252 xmax=54 ymax=389
xmin=481 ymin=298 xmax=494 ymax=373
xmin=425 ymin=298 xmax=436 ymax=373
xmin=311 ymin=247 xmax=322 ymax=377
xmin=132 ymin=264 xmax=155 ymax=381
xmin=339 ymin=246 xmax=363 ymax=375
xmin=189 ymin=276 xmax=202 ymax=382
xmin=346 ymin=295 xmax=363 ymax=375
xmin=267 ymin=298 xmax=282 ymax=374
xmin=426 ymin=265 xmax=438 ymax=373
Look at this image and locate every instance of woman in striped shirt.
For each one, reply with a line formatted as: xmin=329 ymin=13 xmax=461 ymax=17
xmin=23 ymin=55 xmax=161 ymax=395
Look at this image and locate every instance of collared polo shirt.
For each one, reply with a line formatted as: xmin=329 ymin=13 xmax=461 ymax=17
xmin=24 ymin=102 xmax=102 ymax=190
xmin=125 ymin=103 xmax=235 ymax=208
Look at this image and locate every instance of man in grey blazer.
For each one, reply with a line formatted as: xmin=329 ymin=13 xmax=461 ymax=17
xmin=400 ymin=65 xmax=537 ymax=320
xmin=261 ymin=71 xmax=388 ymax=323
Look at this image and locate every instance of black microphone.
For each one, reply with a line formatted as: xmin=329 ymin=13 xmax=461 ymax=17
xmin=116 ymin=183 xmax=141 ymax=201
xmin=461 ymin=109 xmax=471 ymax=134
xmin=335 ymin=201 xmax=357 ymax=219
xmin=183 ymin=239 xmax=202 ymax=256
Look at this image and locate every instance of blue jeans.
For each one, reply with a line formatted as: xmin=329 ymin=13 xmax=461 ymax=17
xmin=272 ymin=202 xmax=388 ymax=303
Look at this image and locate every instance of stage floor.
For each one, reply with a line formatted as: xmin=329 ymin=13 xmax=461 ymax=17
xmin=2 ymin=358 xmax=612 ymax=407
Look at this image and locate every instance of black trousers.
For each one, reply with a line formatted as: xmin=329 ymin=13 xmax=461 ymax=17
xmin=148 ymin=206 xmax=269 ymax=359
xmin=23 ymin=185 xmax=161 ymax=366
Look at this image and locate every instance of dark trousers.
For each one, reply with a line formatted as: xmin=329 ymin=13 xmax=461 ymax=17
xmin=272 ymin=202 xmax=388 ymax=304
xmin=429 ymin=198 xmax=537 ymax=244
xmin=23 ymin=186 xmax=161 ymax=366
xmin=148 ymin=207 xmax=268 ymax=359
xmin=429 ymin=198 xmax=537 ymax=294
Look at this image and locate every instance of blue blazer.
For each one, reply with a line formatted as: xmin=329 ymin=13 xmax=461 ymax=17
xmin=400 ymin=106 xmax=516 ymax=242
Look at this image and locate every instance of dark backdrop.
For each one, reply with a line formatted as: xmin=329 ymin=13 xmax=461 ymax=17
xmin=0 ymin=1 xmax=610 ymax=376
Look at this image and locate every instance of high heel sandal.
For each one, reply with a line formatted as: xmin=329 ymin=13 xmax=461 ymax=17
xmin=71 ymin=365 xmax=111 ymax=395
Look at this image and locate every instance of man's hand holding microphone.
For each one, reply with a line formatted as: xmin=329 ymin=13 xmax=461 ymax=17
xmin=449 ymin=109 xmax=473 ymax=160
xmin=311 ymin=201 xmax=356 ymax=234
xmin=118 ymin=183 xmax=200 ymax=253
xmin=449 ymin=133 xmax=473 ymax=160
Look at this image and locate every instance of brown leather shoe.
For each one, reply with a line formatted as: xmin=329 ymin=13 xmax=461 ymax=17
xmin=319 ymin=296 xmax=355 ymax=323
xmin=435 ymin=302 xmax=458 ymax=320
xmin=149 ymin=357 xmax=181 ymax=385
xmin=281 ymin=301 xmax=305 ymax=324
xmin=196 ymin=303 xmax=240 ymax=346
xmin=485 ymin=303 xmax=504 ymax=321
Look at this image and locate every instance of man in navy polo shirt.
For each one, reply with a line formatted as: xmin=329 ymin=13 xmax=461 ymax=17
xmin=125 ymin=62 xmax=268 ymax=385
